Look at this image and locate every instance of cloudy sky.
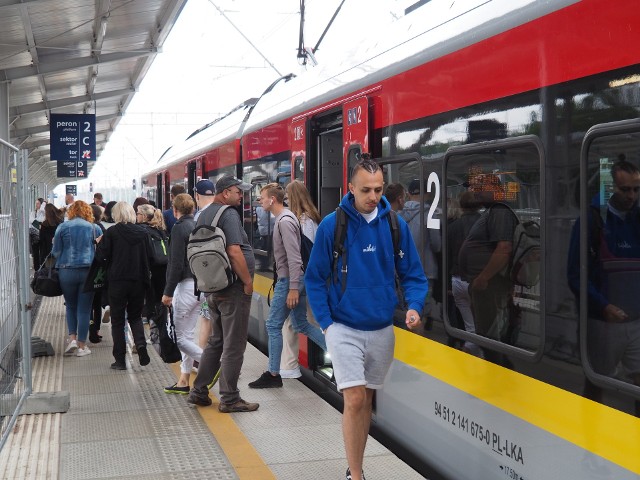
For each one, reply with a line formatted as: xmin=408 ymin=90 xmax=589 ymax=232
xmin=64 ymin=0 xmax=410 ymax=200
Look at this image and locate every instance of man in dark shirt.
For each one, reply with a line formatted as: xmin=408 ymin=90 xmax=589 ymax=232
xmin=458 ymin=174 xmax=517 ymax=364
xmin=187 ymin=175 xmax=259 ymax=413
xmin=162 ymin=184 xmax=185 ymax=234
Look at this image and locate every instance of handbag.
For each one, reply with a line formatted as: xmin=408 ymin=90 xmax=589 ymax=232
xmin=83 ymin=258 xmax=107 ymax=293
xmin=31 ymin=254 xmax=62 ymax=297
xmin=83 ymin=226 xmax=107 ymax=293
xmin=152 ymin=304 xmax=182 ymax=363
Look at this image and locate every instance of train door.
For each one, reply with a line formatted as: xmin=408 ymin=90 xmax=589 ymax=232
xmin=291 ymin=118 xmax=306 ymax=183
xmin=156 ymin=173 xmax=163 ymax=210
xmin=309 ymin=109 xmax=343 ymax=218
xmin=186 ymin=159 xmax=199 ymax=199
xmin=343 ymin=96 xmax=369 ymax=180
xmin=163 ymin=173 xmax=171 ymax=211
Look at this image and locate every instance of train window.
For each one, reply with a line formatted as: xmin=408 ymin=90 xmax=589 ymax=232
xmin=580 ymin=120 xmax=640 ymax=399
xmin=347 ymin=145 xmax=362 ymax=180
xmin=444 ymin=136 xmax=544 ymax=362
xmin=293 ymin=156 xmax=304 ymax=182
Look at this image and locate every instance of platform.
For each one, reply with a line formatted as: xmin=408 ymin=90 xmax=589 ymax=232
xmin=0 ymin=295 xmax=424 ymax=479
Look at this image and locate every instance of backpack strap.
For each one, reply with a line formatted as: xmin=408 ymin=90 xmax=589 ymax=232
xmin=211 ymin=204 xmax=230 ymax=228
xmin=332 ymin=206 xmax=348 ymax=294
xmin=387 ymin=209 xmax=402 ymax=259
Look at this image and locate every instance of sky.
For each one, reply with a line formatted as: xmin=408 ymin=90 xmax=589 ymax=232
xmin=56 ymin=0 xmax=410 ymax=202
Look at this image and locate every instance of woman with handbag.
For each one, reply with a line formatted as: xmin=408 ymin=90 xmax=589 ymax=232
xmin=39 ymin=203 xmax=63 ymax=270
xmin=51 ymin=200 xmax=102 ymax=357
xmin=95 ymin=201 xmax=152 ymax=370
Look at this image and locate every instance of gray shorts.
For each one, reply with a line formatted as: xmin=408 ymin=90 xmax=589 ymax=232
xmin=324 ymin=322 xmax=395 ymax=392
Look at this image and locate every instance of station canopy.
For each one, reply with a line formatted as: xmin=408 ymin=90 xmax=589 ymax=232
xmin=0 ymin=0 xmax=188 ymax=187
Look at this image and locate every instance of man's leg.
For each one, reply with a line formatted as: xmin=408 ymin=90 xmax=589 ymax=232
xmin=191 ymin=297 xmax=223 ymax=398
xmin=264 ymin=279 xmax=291 ymax=373
xmin=342 ymin=386 xmax=374 ymax=480
xmin=217 ymin=283 xmax=252 ymax=406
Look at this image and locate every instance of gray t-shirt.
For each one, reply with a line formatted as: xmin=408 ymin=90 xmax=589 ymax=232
xmin=458 ymin=203 xmax=517 ymax=281
xmin=196 ymin=203 xmax=255 ymax=277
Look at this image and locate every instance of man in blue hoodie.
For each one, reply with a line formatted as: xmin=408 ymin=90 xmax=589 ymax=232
xmin=567 ymin=158 xmax=640 ymax=415
xmin=305 ymin=157 xmax=428 ymax=480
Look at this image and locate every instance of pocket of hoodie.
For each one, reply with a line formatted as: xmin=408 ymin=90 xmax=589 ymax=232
xmin=335 ymin=285 xmax=397 ymax=323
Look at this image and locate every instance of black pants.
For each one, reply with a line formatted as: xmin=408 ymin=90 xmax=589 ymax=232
xmin=90 ymin=290 xmax=102 ymax=336
xmin=108 ymin=280 xmax=146 ymax=363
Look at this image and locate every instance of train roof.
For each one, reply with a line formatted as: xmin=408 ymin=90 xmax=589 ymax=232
xmin=147 ymin=98 xmax=257 ymax=174
xmin=244 ymin=0 xmax=577 ymax=135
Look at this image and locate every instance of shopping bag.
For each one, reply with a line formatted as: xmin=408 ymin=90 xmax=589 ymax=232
xmin=83 ymin=258 xmax=107 ymax=293
xmin=151 ymin=304 xmax=182 ymax=363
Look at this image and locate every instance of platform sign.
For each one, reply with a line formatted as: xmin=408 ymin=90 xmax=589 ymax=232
xmin=65 ymin=185 xmax=77 ymax=195
xmin=50 ymin=114 xmax=96 ymax=162
xmin=57 ymin=159 xmax=88 ymax=178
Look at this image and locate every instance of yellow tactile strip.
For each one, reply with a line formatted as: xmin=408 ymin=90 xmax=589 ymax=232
xmin=169 ymin=363 xmax=276 ymax=480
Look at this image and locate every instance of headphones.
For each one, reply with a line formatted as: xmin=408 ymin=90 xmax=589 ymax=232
xmin=269 ymin=199 xmax=274 ymax=206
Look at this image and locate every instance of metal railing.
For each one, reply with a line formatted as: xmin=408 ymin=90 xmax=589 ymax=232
xmin=0 ymin=138 xmax=32 ymax=452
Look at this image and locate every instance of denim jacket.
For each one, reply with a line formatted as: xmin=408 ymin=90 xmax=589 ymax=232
xmin=51 ymin=218 xmax=100 ymax=268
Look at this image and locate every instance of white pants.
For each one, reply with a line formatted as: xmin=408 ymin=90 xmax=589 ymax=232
xmin=172 ymin=278 xmax=202 ymax=374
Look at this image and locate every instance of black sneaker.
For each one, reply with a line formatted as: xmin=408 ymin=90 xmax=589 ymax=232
xmin=164 ymin=383 xmax=189 ymax=395
xmin=248 ymin=371 xmax=283 ymax=389
xmin=186 ymin=393 xmax=212 ymax=407
xmin=346 ymin=468 xmax=366 ymax=480
xmin=110 ymin=361 xmax=126 ymax=371
xmin=137 ymin=345 xmax=150 ymax=366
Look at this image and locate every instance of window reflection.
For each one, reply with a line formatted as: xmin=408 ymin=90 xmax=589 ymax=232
xmin=573 ymin=132 xmax=640 ymax=403
xmin=446 ymin=141 xmax=542 ymax=365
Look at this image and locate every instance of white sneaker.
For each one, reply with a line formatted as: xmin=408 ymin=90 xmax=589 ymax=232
xmin=64 ymin=339 xmax=78 ymax=355
xmin=76 ymin=346 xmax=92 ymax=357
xmin=280 ymin=367 xmax=302 ymax=379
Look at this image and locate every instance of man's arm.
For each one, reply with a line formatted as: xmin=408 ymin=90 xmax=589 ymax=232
xmin=472 ymin=240 xmax=512 ymax=290
xmin=227 ymin=244 xmax=253 ymax=295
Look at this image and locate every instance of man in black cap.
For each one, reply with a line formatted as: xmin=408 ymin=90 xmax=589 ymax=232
xmin=187 ymin=175 xmax=260 ymax=413
xmin=193 ymin=179 xmax=216 ymax=221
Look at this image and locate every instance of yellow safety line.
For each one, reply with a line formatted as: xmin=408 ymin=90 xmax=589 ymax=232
xmin=169 ymin=364 xmax=276 ymax=480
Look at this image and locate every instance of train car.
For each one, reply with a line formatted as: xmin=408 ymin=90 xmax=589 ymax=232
xmin=142 ymin=99 xmax=256 ymax=208
xmin=142 ymin=0 xmax=640 ymax=478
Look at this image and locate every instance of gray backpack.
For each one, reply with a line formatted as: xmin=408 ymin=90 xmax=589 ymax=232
xmin=187 ymin=205 xmax=236 ymax=293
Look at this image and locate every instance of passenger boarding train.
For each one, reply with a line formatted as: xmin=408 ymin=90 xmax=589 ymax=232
xmin=142 ymin=0 xmax=640 ymax=478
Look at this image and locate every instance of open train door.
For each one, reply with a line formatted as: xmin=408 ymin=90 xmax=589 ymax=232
xmin=291 ymin=118 xmax=306 ymax=183
xmin=343 ymin=96 xmax=369 ymax=183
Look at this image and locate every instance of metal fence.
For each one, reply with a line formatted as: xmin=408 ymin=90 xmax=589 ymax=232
xmin=0 ymin=138 xmax=32 ymax=451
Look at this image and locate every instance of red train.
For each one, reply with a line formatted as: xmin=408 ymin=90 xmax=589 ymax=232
xmin=143 ymin=1 xmax=640 ymax=478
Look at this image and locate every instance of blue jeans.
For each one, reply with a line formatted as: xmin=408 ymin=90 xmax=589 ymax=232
xmin=266 ymin=277 xmax=326 ymax=373
xmin=58 ymin=267 xmax=94 ymax=342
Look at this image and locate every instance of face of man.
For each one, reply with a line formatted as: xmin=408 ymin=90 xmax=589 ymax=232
xmin=94 ymin=197 xmax=102 ymax=206
xmin=612 ymin=169 xmax=640 ymax=211
xmin=223 ymin=186 xmax=243 ymax=207
xmin=259 ymin=190 xmax=274 ymax=212
xmin=35 ymin=200 xmax=41 ymax=210
xmin=349 ymin=169 xmax=384 ymax=214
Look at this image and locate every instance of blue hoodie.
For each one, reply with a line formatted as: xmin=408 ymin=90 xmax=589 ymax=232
xmin=305 ymin=193 xmax=428 ymax=331
xmin=567 ymin=196 xmax=640 ymax=318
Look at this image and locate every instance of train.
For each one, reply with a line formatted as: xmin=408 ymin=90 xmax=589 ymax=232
xmin=142 ymin=0 xmax=640 ymax=478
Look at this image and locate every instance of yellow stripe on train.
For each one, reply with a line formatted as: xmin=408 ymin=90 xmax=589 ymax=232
xmin=394 ymin=327 xmax=640 ymax=475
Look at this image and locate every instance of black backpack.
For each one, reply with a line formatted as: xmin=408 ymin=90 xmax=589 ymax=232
xmin=332 ymin=207 xmax=402 ymax=294
xmin=278 ymin=213 xmax=314 ymax=272
xmin=148 ymin=230 xmax=169 ymax=266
